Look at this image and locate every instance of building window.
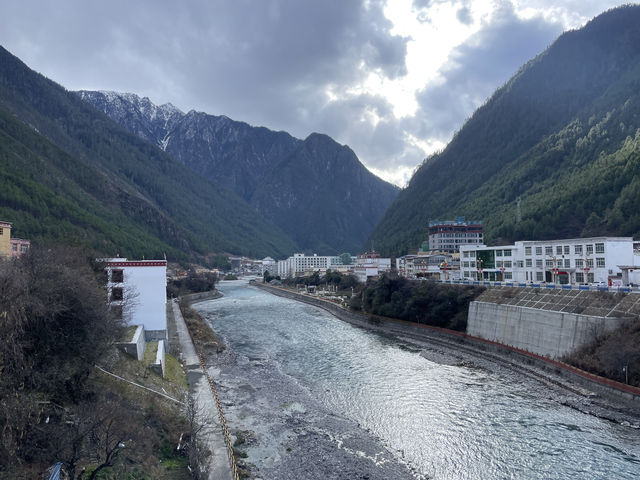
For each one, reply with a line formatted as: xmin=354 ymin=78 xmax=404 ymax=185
xmin=546 ymin=259 xmax=553 ymax=268
xmin=595 ymin=243 xmax=605 ymax=254
xmin=576 ymin=272 xmax=584 ymax=283
xmin=525 ymin=246 xmax=532 ymax=256
xmin=12 ymin=244 xmax=17 ymax=251
xmin=504 ymin=249 xmax=512 ymax=257
xmin=564 ymin=259 xmax=571 ymax=268
xmin=536 ymin=259 xmax=543 ymax=268
xmin=574 ymin=245 xmax=583 ymax=255
xmin=596 ymin=257 xmax=605 ymax=268
xmin=496 ymin=250 xmax=503 ymax=257
xmin=504 ymin=272 xmax=513 ymax=280
xmin=586 ymin=259 xmax=594 ymax=268
xmin=586 ymin=244 xmax=594 ymax=255
xmin=504 ymin=261 xmax=512 ymax=268
xmin=564 ymin=246 xmax=570 ymax=255
xmin=535 ymin=246 xmax=542 ymax=255
xmin=526 ymin=258 xmax=532 ymax=267
xmin=575 ymin=259 xmax=584 ymax=268
xmin=545 ymin=246 xmax=552 ymax=256
xmin=111 ymin=269 xmax=124 ymax=283
xmin=20 ymin=245 xmax=27 ymax=253
xmin=536 ymin=272 xmax=544 ymax=281
xmin=588 ymin=273 xmax=594 ymax=283
xmin=110 ymin=287 xmax=123 ymax=301
xmin=556 ymin=246 xmax=563 ymax=255
xmin=0 ymin=228 xmax=3 ymax=235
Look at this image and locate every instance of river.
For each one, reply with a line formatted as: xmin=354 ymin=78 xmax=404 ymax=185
xmin=195 ymin=281 xmax=640 ymax=479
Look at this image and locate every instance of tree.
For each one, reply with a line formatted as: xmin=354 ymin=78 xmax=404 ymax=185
xmin=0 ymin=244 xmax=124 ymax=474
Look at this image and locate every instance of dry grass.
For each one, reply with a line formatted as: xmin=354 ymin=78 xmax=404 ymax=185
xmin=180 ymin=302 xmax=225 ymax=355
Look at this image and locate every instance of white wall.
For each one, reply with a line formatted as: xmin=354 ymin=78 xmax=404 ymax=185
xmin=123 ymin=265 xmax=166 ymax=331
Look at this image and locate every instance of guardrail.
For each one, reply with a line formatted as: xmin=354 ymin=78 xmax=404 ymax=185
xmin=436 ymin=279 xmax=638 ymax=293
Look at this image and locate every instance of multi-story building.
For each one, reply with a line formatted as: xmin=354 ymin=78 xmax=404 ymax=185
xmin=0 ymin=221 xmax=30 ymax=259
xmin=428 ymin=218 xmax=483 ymax=254
xmin=460 ymin=237 xmax=637 ymax=285
xmin=100 ymin=258 xmax=168 ymax=339
xmin=353 ymin=251 xmax=392 ymax=282
xmin=0 ymin=221 xmax=11 ymax=257
xmin=261 ymin=257 xmax=277 ymax=276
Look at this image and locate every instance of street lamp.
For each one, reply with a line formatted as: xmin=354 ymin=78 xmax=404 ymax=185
xmin=477 ymin=258 xmax=484 ymax=282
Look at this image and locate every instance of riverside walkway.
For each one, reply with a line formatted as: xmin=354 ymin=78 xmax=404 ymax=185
xmin=168 ymin=299 xmax=234 ymax=480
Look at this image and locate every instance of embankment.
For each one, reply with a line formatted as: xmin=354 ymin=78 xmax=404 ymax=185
xmin=468 ymin=287 xmax=640 ymax=358
xmin=255 ymin=283 xmax=640 ymax=409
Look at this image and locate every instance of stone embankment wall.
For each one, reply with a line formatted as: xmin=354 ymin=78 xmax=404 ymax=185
xmin=468 ymin=288 xmax=640 ymax=359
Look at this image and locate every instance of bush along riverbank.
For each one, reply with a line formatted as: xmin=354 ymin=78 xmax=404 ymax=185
xmin=352 ymin=274 xmax=485 ymax=331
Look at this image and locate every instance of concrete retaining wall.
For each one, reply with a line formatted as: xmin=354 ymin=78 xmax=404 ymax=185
xmin=116 ymin=324 xmax=146 ymax=361
xmin=467 ymin=301 xmax=630 ymax=359
xmin=150 ymin=339 xmax=166 ymax=377
xmin=181 ymin=290 xmax=222 ymax=304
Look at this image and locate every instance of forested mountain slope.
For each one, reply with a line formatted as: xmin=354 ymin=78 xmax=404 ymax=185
xmin=252 ymin=133 xmax=400 ymax=253
xmin=78 ymin=91 xmax=399 ymax=255
xmin=370 ymin=5 xmax=640 ymax=256
xmin=0 ymin=46 xmax=296 ymax=260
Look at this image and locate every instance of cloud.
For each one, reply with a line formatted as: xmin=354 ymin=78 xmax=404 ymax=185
xmin=412 ymin=2 xmax=563 ymax=143
xmin=0 ymin=1 xmax=625 ymax=187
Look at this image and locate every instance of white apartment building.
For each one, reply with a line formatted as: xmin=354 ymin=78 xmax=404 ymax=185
xmin=353 ymin=252 xmax=392 ymax=282
xmin=460 ymin=237 xmax=637 ymax=285
xmin=261 ymin=257 xmax=277 ymax=276
xmin=101 ymin=258 xmax=168 ymax=338
xmin=277 ymin=253 xmax=356 ymax=278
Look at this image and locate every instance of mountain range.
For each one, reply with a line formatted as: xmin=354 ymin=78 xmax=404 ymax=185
xmin=0 ymin=45 xmax=397 ymax=261
xmin=76 ymin=90 xmax=399 ymax=254
xmin=0 ymin=46 xmax=297 ymax=261
xmin=370 ymin=5 xmax=640 ymax=256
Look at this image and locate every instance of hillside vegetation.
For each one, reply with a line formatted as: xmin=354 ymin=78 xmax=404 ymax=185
xmin=0 ymin=246 xmax=193 ymax=478
xmin=0 ymin=46 xmax=296 ymax=260
xmin=370 ymin=5 xmax=640 ymax=256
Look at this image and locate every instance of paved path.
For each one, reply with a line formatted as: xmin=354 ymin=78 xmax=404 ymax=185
xmin=169 ymin=299 xmax=233 ymax=480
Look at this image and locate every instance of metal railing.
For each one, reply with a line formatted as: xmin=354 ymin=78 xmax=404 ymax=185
xmin=436 ymin=279 xmax=639 ymax=293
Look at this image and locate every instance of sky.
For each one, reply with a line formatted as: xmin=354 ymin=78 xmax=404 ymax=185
xmin=0 ymin=1 xmax=632 ymax=186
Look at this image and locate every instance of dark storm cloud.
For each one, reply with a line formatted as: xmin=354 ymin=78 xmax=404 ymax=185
xmin=0 ymin=0 xmax=407 ymax=135
xmin=413 ymin=2 xmax=562 ymax=141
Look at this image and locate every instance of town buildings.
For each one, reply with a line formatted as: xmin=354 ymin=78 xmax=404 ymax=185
xmin=0 ymin=221 xmax=30 ymax=259
xmin=460 ymin=237 xmax=640 ymax=286
xmin=277 ymin=253 xmax=356 ymax=278
xmin=275 ymin=252 xmax=391 ymax=282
